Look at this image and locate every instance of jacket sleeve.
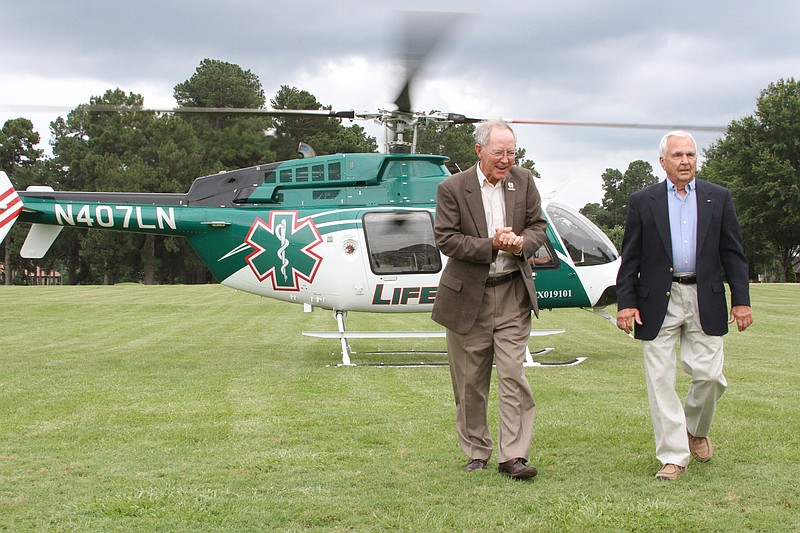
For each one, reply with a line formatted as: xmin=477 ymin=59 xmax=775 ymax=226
xmin=616 ymin=193 xmax=643 ymax=310
xmin=519 ymin=171 xmax=549 ymax=259
xmin=718 ymin=189 xmax=751 ymax=307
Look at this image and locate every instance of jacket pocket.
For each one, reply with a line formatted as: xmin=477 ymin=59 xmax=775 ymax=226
xmin=712 ymin=281 xmax=726 ymax=294
xmin=636 ymin=286 xmax=649 ymax=299
xmin=440 ymin=271 xmax=463 ymax=292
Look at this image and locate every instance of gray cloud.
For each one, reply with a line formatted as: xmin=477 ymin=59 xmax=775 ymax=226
xmin=2 ymin=0 xmax=799 ymax=206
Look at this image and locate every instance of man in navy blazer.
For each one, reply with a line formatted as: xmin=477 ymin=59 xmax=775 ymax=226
xmin=616 ymin=130 xmax=753 ymax=481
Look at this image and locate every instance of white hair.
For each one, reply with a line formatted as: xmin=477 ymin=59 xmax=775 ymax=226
xmin=475 ymin=119 xmax=516 ymax=147
xmin=659 ymin=130 xmax=697 ymax=158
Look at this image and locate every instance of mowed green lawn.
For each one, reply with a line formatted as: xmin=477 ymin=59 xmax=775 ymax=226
xmin=1 ymin=283 xmax=798 ymax=532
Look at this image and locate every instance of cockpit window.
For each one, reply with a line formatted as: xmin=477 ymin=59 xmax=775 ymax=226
xmin=546 ymin=203 xmax=619 ymax=266
xmin=363 ymin=211 xmax=442 ymax=274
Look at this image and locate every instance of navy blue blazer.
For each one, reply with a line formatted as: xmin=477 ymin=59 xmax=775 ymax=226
xmin=616 ymin=179 xmax=750 ymax=340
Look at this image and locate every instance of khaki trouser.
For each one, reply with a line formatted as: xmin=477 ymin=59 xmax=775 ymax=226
xmin=642 ymin=282 xmax=727 ymax=467
xmin=446 ymin=275 xmax=535 ymax=463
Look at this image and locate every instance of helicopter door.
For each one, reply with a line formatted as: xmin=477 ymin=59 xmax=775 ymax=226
xmin=361 ymin=210 xmax=442 ymax=309
xmin=526 ymin=225 xmax=589 ymax=309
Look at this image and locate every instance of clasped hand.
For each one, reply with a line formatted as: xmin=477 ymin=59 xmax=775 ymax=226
xmin=493 ymin=227 xmax=523 ymax=254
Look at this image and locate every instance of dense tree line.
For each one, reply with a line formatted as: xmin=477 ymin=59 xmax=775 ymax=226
xmin=701 ymin=79 xmax=800 ymax=282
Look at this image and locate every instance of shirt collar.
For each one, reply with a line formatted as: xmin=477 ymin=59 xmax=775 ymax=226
xmin=477 ymin=164 xmax=504 ymax=188
xmin=667 ymin=178 xmax=695 ymax=193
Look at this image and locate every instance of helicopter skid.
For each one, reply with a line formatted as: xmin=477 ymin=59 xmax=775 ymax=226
xmin=303 ymin=311 xmax=582 ymax=367
xmin=326 ymin=355 xmax=587 ymax=368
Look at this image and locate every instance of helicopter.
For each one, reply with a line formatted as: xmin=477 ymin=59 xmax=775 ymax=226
xmin=1 ymin=142 xmax=622 ymax=367
xmin=0 ymin=14 xmax=726 ymax=367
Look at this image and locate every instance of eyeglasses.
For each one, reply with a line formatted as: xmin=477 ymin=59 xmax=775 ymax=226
xmin=486 ymin=149 xmax=516 ymax=160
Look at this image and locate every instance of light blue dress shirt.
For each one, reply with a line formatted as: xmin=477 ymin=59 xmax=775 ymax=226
xmin=667 ymin=179 xmax=697 ymax=275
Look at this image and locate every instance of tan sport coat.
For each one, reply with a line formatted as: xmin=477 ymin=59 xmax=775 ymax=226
xmin=431 ymin=164 xmax=548 ymax=334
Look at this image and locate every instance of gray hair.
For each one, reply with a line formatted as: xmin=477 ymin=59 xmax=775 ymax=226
xmin=659 ymin=130 xmax=697 ymax=158
xmin=475 ymin=119 xmax=516 ymax=147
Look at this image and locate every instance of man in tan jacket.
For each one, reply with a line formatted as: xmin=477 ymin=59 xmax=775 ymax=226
xmin=432 ymin=120 xmax=548 ymax=478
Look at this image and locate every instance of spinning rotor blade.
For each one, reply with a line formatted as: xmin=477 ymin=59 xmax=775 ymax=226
xmin=434 ymin=113 xmax=727 ymax=133
xmin=0 ymin=104 xmax=75 ymax=113
xmin=83 ymin=105 xmax=357 ymax=119
xmin=502 ymin=117 xmax=728 ymax=133
xmin=393 ymin=11 xmax=469 ymax=114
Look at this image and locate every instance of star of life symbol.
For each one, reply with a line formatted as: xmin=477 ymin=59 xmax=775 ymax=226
xmin=244 ymin=211 xmax=323 ymax=291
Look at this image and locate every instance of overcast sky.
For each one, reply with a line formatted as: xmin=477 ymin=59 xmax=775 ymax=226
xmin=2 ymin=0 xmax=799 ymax=207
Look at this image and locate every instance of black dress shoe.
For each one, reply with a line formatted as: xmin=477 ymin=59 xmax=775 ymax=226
xmin=498 ymin=458 xmax=538 ymax=479
xmin=465 ymin=458 xmax=488 ymax=472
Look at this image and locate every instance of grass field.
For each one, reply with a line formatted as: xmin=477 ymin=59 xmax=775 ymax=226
xmin=1 ymin=283 xmax=798 ymax=532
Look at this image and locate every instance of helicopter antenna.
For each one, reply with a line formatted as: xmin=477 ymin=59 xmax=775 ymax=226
xmin=544 ymin=178 xmax=573 ymax=200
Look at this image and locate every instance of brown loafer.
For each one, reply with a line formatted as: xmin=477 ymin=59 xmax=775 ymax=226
xmin=688 ymin=433 xmax=713 ymax=462
xmin=498 ymin=458 xmax=538 ymax=479
xmin=465 ymin=458 xmax=487 ymax=472
xmin=655 ymin=463 xmax=686 ymax=481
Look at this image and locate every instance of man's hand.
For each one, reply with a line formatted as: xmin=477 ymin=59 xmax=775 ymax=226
xmin=729 ymin=305 xmax=753 ymax=332
xmin=616 ymin=308 xmax=642 ymax=334
xmin=493 ymin=227 xmax=523 ymax=254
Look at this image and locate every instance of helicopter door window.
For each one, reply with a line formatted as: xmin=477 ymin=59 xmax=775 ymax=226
xmin=383 ymin=161 xmax=409 ymax=179
xmin=312 ymin=165 xmax=325 ymax=182
xmin=296 ymin=167 xmax=309 ymax=182
xmin=264 ymin=170 xmax=277 ymax=184
xmin=329 ymin=162 xmax=342 ymax=181
xmin=363 ymin=211 xmax=442 ymax=275
xmin=546 ymin=203 xmax=619 ymax=266
xmin=279 ymin=169 xmax=293 ymax=183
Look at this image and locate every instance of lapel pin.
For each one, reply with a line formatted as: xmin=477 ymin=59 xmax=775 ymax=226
xmin=507 ymin=182 xmax=515 ymax=191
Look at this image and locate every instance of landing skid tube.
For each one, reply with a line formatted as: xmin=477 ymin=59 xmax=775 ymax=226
xmin=302 ymin=310 xmax=586 ymax=368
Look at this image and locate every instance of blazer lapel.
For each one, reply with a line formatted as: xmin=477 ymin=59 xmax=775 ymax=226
xmin=503 ymin=174 xmax=518 ymax=228
xmin=648 ymin=182 xmax=673 ymax=262
xmin=695 ymin=180 xmax=714 ymax=254
xmin=464 ymin=166 xmax=489 ymax=238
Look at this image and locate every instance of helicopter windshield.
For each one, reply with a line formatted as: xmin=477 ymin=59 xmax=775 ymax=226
xmin=546 ymin=203 xmax=619 ymax=266
xmin=363 ymin=211 xmax=442 ymax=274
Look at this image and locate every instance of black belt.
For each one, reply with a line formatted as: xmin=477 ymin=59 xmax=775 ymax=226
xmin=672 ymin=275 xmax=697 ymax=284
xmin=485 ymin=270 xmax=520 ymax=287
